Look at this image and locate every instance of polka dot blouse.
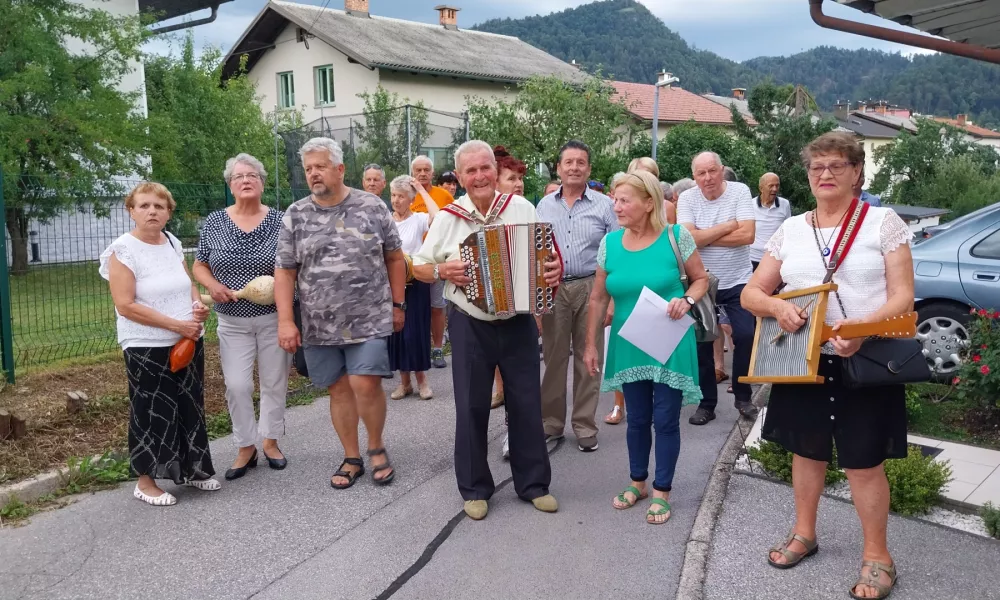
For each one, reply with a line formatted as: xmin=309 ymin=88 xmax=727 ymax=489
xmin=196 ymin=208 xmax=283 ymax=318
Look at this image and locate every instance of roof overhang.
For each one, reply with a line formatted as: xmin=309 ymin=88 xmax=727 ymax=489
xmin=820 ymin=0 xmax=1000 ymax=64
xmin=140 ymin=0 xmax=233 ymax=23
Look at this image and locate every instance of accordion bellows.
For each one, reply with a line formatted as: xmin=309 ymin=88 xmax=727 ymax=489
xmin=459 ymin=223 xmax=558 ymax=317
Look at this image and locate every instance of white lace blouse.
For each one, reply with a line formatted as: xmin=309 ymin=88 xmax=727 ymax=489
xmin=765 ymin=207 xmax=912 ymax=325
xmin=99 ymin=232 xmax=195 ymax=350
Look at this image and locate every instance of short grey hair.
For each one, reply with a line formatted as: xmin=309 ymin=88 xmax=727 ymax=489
xmin=454 ymin=140 xmax=496 ymax=172
xmin=723 ymin=166 xmax=738 ymax=182
xmin=410 ymin=155 xmax=433 ymax=171
xmin=224 ymin=153 xmax=267 ymax=182
xmin=691 ymin=151 xmax=722 ymax=173
xmin=363 ymin=164 xmax=386 ymax=181
xmin=660 ymin=181 xmax=674 ymax=202
xmin=608 ymin=171 xmax=629 ymax=192
xmin=389 ymin=175 xmax=417 ymax=200
xmin=672 ymin=178 xmax=696 ymax=197
xmin=299 ymin=137 xmax=344 ymax=166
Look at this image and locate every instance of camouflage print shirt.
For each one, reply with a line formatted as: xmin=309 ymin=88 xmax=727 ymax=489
xmin=275 ymin=190 xmax=402 ymax=346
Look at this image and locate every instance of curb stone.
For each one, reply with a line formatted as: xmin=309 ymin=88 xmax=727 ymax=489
xmin=675 ymin=417 xmax=749 ymax=600
xmin=0 ymin=467 xmax=68 ymax=507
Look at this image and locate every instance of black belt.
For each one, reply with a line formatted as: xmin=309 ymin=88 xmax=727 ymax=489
xmin=562 ymin=273 xmax=595 ymax=283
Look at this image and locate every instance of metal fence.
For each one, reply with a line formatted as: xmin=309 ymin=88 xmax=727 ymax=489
xmin=279 ymin=105 xmax=469 ymax=192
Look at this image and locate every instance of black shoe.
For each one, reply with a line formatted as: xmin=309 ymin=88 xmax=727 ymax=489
xmin=736 ymin=402 xmax=759 ymax=420
xmin=262 ymin=448 xmax=288 ymax=470
xmin=431 ymin=349 xmax=447 ymax=369
xmin=224 ymin=449 xmax=258 ymax=480
xmin=688 ymin=408 xmax=716 ymax=426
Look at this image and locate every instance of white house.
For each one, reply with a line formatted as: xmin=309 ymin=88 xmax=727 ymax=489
xmin=221 ymin=0 xmax=586 ymax=168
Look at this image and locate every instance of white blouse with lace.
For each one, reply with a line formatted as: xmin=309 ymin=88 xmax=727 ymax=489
xmin=99 ymin=232 xmax=195 ymax=350
xmin=765 ymin=206 xmax=912 ymax=326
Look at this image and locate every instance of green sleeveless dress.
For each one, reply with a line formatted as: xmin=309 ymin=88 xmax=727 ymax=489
xmin=598 ymin=225 xmax=702 ymax=404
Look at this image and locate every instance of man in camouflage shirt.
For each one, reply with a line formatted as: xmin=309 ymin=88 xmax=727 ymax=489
xmin=275 ymin=137 xmax=407 ymax=489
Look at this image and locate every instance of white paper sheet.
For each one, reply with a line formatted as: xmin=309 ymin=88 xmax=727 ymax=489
xmin=618 ymin=287 xmax=694 ymax=364
xmin=601 ymin=326 xmax=611 ymax=373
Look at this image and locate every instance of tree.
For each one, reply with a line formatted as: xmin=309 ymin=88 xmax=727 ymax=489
xmin=466 ymin=75 xmax=637 ymax=196
xmin=902 ymin=155 xmax=1000 ymax=219
xmin=731 ymin=82 xmax=837 ymax=212
xmin=352 ymin=85 xmax=432 ymax=187
xmin=657 ymin=122 xmax=765 ymax=187
xmin=0 ymin=0 xmax=149 ymax=273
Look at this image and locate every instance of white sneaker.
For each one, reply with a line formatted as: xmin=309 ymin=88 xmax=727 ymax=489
xmin=133 ymin=485 xmax=177 ymax=506
xmin=502 ymin=434 xmax=510 ymax=460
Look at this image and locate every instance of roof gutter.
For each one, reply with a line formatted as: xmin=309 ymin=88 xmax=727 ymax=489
xmin=150 ymin=4 xmax=219 ymax=36
xmin=809 ymin=0 xmax=1000 ymax=65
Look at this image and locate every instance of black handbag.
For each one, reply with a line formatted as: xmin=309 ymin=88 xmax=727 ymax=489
xmin=841 ymin=338 xmax=931 ymax=389
xmin=666 ymin=225 xmax=719 ymax=343
xmin=292 ymin=300 xmax=308 ymax=378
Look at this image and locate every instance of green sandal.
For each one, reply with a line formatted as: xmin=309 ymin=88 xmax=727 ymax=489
xmin=646 ymin=498 xmax=671 ymax=524
xmin=848 ymin=560 xmax=897 ymax=600
xmin=612 ymin=485 xmax=647 ymax=510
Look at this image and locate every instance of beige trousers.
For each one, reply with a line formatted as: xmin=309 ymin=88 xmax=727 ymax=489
xmin=540 ymin=277 xmax=603 ymax=439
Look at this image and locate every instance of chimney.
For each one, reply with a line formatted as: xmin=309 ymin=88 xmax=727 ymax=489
xmin=434 ymin=5 xmax=460 ymax=30
xmin=345 ymin=0 xmax=369 ymax=17
xmin=657 ymin=70 xmax=674 ymax=86
xmin=834 ymin=100 xmax=850 ymax=122
xmin=858 ymin=101 xmax=868 ymax=113
xmin=570 ymin=59 xmax=582 ymax=70
xmin=957 ymin=113 xmax=968 ymax=127
xmin=732 ymin=88 xmax=746 ymax=101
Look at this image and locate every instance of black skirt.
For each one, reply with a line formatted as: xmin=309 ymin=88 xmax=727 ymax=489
xmin=761 ymin=355 xmax=908 ymax=470
xmin=123 ymin=340 xmax=215 ymax=483
xmin=388 ymin=281 xmax=432 ymax=373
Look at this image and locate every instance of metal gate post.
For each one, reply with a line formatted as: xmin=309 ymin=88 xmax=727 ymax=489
xmin=0 ymin=170 xmax=17 ymax=383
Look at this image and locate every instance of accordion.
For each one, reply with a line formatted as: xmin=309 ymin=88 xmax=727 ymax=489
xmin=458 ymin=223 xmax=558 ymax=317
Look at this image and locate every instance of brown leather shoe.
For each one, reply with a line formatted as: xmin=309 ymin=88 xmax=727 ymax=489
xmin=715 ymin=369 xmax=729 ymax=384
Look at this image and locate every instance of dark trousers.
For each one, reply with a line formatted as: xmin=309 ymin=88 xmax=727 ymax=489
xmin=622 ymin=381 xmax=683 ymax=492
xmin=448 ymin=305 xmax=551 ymax=502
xmin=697 ymin=284 xmax=754 ymax=410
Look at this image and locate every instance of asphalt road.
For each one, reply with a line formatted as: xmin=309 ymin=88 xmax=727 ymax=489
xmin=0 ymin=362 xmax=742 ymax=600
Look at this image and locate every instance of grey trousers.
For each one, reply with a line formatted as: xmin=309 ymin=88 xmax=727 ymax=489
xmin=217 ymin=312 xmax=292 ymax=448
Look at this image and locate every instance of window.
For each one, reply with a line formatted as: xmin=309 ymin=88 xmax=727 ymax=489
xmin=277 ymin=72 xmax=295 ymax=109
xmin=314 ymin=65 xmax=335 ymax=106
xmin=972 ymin=228 xmax=1000 ymax=259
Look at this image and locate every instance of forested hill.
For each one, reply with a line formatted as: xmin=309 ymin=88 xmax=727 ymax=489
xmin=472 ymin=0 xmax=1000 ymax=128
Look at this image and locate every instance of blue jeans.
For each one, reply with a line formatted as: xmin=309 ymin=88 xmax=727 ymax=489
xmin=622 ymin=381 xmax=683 ymax=492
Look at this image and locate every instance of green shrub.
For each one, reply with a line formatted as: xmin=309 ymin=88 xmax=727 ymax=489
xmin=905 ymin=387 xmax=924 ymax=425
xmin=883 ymin=445 xmax=952 ymax=516
xmin=954 ymin=310 xmax=1000 ymax=409
xmin=982 ymin=502 xmax=1000 ymax=539
xmin=746 ymin=440 xmax=846 ymax=485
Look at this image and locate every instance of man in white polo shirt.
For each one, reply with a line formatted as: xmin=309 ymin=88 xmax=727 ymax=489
xmin=749 ymin=172 xmax=791 ymax=270
xmin=677 ymin=152 xmax=758 ymax=424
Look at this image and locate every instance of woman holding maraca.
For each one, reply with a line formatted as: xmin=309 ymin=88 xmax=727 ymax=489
xmin=100 ymin=182 xmax=217 ymax=506
xmin=193 ymin=153 xmax=292 ymax=481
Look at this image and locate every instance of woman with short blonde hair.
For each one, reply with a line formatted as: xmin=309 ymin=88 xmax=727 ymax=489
xmin=583 ymin=169 xmax=709 ymax=525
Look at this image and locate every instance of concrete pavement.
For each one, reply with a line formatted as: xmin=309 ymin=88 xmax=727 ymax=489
xmin=0 ymin=365 xmax=742 ymax=600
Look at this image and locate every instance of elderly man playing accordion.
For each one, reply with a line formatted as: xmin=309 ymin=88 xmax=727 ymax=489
xmin=412 ymin=140 xmax=562 ymax=521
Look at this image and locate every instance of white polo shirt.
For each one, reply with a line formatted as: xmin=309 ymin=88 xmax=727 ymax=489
xmin=749 ymin=196 xmax=791 ymax=263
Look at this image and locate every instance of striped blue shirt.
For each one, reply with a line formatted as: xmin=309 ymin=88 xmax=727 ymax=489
xmin=537 ymin=187 xmax=620 ymax=278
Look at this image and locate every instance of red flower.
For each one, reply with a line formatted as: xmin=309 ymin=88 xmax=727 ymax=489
xmin=953 ymin=376 xmax=961 ymax=385
xmin=971 ymin=307 xmax=978 ymax=314
xmin=983 ymin=345 xmax=989 ymax=350
xmin=974 ymin=355 xmax=982 ymax=363
xmin=979 ymin=309 xmax=989 ymax=317
xmin=982 ymin=365 xmax=991 ymax=375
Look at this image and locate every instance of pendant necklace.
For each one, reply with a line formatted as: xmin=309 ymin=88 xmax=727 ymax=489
xmin=812 ymin=208 xmax=849 ymax=257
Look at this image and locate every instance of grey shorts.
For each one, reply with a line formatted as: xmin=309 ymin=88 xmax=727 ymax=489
xmin=430 ymin=279 xmax=446 ymax=309
xmin=303 ymin=338 xmax=390 ymax=388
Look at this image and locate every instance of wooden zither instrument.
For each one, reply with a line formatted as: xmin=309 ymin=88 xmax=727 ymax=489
xmin=739 ymin=283 xmax=918 ymax=385
xmin=458 ymin=223 xmax=559 ymax=317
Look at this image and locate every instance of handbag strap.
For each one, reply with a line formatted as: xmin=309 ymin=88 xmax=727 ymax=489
xmin=665 ymin=225 xmax=690 ymax=291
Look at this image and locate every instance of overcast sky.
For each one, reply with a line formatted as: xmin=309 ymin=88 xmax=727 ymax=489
xmin=148 ymin=0 xmax=935 ymax=62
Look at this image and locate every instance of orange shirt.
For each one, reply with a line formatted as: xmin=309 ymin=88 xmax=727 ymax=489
xmin=411 ymin=186 xmax=454 ymax=213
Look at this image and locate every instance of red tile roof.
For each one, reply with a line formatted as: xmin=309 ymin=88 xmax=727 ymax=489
xmin=932 ymin=117 xmax=1000 ymax=139
xmin=610 ymin=80 xmax=756 ymax=126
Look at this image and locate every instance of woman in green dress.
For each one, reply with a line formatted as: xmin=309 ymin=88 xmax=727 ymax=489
xmin=583 ymin=170 xmax=709 ymax=525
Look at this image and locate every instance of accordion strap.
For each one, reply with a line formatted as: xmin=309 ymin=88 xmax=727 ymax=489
xmin=441 ymin=193 xmax=512 ymax=225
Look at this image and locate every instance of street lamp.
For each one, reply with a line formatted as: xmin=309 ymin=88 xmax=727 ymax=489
xmin=651 ymin=71 xmax=680 ymax=161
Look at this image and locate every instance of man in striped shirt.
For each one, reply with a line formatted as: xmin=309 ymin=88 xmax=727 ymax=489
xmin=537 ymin=140 xmax=619 ymax=453
xmin=677 ymin=152 xmax=759 ymax=424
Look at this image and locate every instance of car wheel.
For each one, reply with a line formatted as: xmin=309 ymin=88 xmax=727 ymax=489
xmin=916 ymin=303 xmax=971 ymax=382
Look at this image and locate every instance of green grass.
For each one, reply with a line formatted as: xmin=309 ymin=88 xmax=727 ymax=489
xmin=907 ymin=383 xmax=1000 ymax=450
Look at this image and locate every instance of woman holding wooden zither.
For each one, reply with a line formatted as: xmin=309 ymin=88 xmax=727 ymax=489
xmin=193 ymin=154 xmax=292 ymax=481
xmin=741 ymin=131 xmax=915 ymax=600
xmin=100 ymin=182 xmax=218 ymax=506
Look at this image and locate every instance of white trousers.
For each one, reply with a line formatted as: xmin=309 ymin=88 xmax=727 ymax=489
xmin=217 ymin=312 xmax=292 ymax=448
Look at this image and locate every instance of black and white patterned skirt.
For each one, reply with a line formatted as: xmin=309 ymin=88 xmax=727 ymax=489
xmin=123 ymin=340 xmax=215 ymax=483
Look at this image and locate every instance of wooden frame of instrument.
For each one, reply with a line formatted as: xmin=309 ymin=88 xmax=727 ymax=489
xmin=740 ymin=283 xmax=836 ymax=385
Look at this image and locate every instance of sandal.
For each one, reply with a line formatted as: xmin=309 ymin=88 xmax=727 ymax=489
xmin=767 ymin=532 xmax=819 ymax=569
xmin=390 ymin=385 xmax=413 ymax=400
xmin=848 ymin=560 xmax=897 ymax=600
xmin=604 ymin=405 xmax=624 ymax=425
xmin=330 ymin=457 xmax=365 ymax=489
xmin=368 ymin=447 xmax=395 ymax=486
xmin=646 ymin=498 xmax=671 ymax=525
xmin=612 ymin=485 xmax=647 ymax=510
xmin=715 ymin=369 xmax=729 ymax=384
xmin=491 ymin=392 xmax=505 ymax=409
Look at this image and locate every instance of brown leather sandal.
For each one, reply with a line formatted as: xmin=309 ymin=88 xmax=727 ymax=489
xmin=715 ymin=369 xmax=729 ymax=383
xmin=767 ymin=532 xmax=819 ymax=569
xmin=848 ymin=560 xmax=897 ymax=600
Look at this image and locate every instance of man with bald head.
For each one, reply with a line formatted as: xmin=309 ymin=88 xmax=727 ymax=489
xmin=749 ymin=172 xmax=791 ymax=271
xmin=677 ymin=151 xmax=758 ymax=425
xmin=410 ymin=155 xmax=455 ymax=368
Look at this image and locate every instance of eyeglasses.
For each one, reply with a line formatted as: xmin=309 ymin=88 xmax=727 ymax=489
xmin=230 ymin=173 xmax=262 ymax=183
xmin=807 ymin=161 xmax=854 ymax=177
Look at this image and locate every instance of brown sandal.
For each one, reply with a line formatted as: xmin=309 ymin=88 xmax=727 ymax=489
xmin=767 ymin=532 xmax=818 ymax=569
xmin=715 ymin=369 xmax=729 ymax=383
xmin=848 ymin=560 xmax=897 ymax=600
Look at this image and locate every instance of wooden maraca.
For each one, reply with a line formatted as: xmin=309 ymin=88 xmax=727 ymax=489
xmin=200 ymin=275 xmax=275 ymax=306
